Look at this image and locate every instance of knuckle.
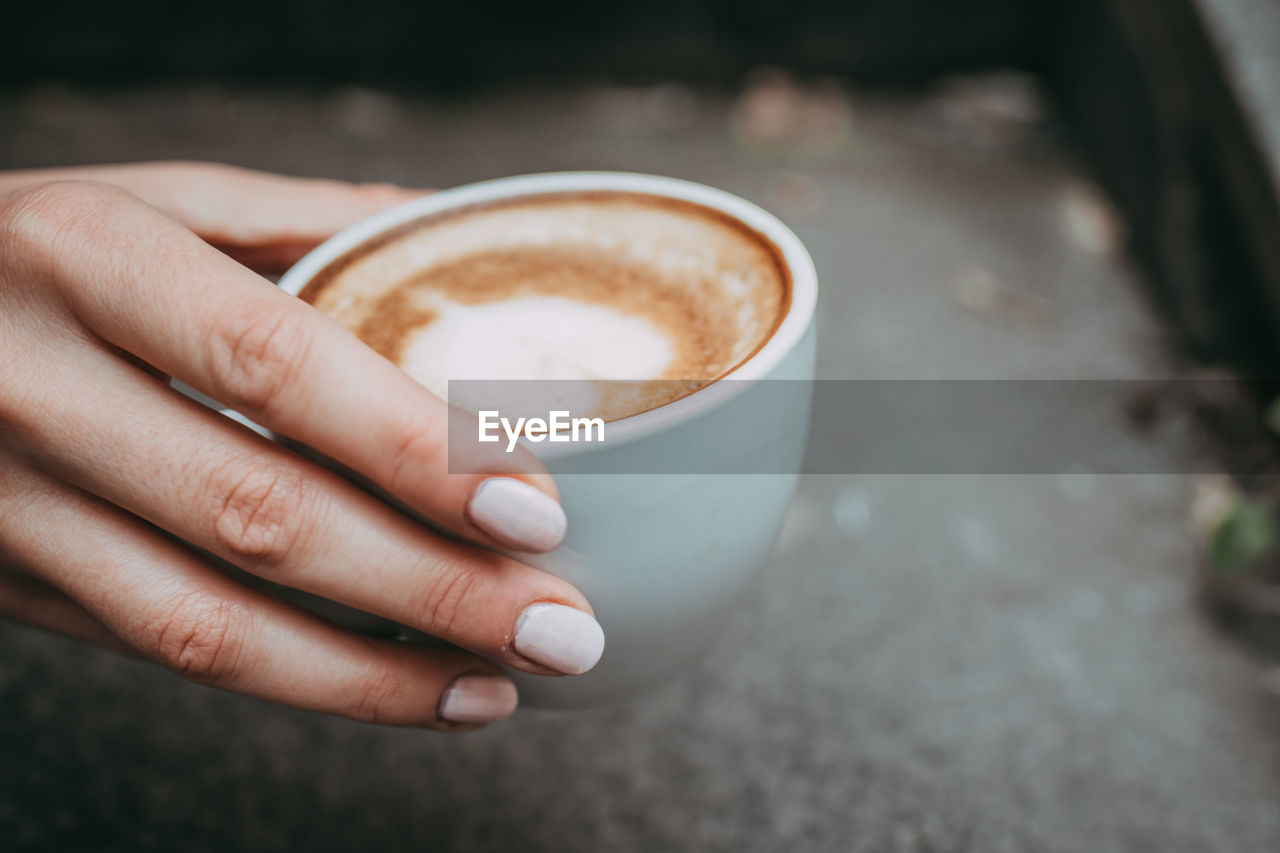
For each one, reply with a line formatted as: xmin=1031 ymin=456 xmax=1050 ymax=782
xmin=145 ymin=590 xmax=247 ymax=686
xmin=207 ymin=306 xmax=313 ymax=416
xmin=208 ymin=458 xmax=314 ymax=571
xmin=0 ymin=181 xmax=127 ymax=272
xmin=349 ymin=664 xmax=408 ymax=724
xmin=411 ymin=563 xmax=479 ymax=639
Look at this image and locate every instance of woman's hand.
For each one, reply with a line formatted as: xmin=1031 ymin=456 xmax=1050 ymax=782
xmin=0 ymin=163 xmax=604 ymax=730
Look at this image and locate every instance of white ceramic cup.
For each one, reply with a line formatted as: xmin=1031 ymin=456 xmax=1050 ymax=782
xmin=273 ymin=172 xmax=817 ymax=708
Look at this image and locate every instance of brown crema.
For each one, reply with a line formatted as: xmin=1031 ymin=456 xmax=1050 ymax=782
xmin=299 ymin=191 xmax=791 ymax=420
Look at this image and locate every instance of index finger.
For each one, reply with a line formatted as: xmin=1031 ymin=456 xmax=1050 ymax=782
xmin=17 ymin=180 xmax=566 ymax=553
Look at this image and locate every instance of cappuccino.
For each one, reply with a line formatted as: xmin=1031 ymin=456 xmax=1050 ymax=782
xmin=300 ymin=192 xmax=789 ymax=420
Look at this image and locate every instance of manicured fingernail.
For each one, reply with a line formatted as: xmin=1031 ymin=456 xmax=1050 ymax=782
xmin=438 ymin=674 xmax=519 ymax=724
xmin=468 ymin=477 xmax=567 ymax=552
xmin=513 ymin=603 xmax=605 ymax=675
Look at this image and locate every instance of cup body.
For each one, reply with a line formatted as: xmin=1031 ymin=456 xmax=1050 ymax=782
xmin=275 ymin=172 xmax=817 ymax=708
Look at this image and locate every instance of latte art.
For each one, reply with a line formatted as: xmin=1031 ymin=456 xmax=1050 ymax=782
xmin=300 ymin=192 xmax=789 ymax=420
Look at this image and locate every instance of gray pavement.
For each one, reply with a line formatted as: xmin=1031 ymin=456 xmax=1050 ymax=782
xmin=2 ymin=79 xmax=1279 ymax=852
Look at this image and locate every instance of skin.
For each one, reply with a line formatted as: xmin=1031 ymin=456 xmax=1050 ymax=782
xmin=0 ymin=162 xmax=593 ymax=731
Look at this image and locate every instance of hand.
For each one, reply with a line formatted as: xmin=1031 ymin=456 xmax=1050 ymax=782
xmin=0 ymin=163 xmax=605 ymax=730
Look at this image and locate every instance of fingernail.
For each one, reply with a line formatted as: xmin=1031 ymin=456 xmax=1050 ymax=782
xmin=513 ymin=603 xmax=605 ymax=675
xmin=468 ymin=478 xmax=567 ymax=552
xmin=438 ymin=674 xmax=519 ymax=724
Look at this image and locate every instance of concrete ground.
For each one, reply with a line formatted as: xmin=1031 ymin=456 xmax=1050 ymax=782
xmin=2 ymin=77 xmax=1278 ymax=852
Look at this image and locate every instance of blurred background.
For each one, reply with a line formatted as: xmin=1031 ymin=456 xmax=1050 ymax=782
xmin=3 ymin=1 xmax=1280 ymax=850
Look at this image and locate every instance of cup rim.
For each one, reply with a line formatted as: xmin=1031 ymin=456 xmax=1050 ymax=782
xmin=277 ymin=171 xmax=818 ymax=454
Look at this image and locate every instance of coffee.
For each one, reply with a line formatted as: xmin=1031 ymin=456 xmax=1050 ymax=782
xmin=299 ymin=192 xmax=789 ymax=420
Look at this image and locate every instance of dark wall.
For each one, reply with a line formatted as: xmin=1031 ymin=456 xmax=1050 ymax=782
xmin=4 ymin=1 xmax=1041 ymax=87
xmin=1047 ymin=0 xmax=1280 ymax=380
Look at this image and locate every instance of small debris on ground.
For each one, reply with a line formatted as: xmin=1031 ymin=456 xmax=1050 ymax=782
xmin=1060 ymin=179 xmax=1126 ymax=256
xmin=765 ymin=171 xmax=826 ymax=218
xmin=590 ymin=83 xmax=699 ymax=136
xmin=731 ymin=68 xmax=852 ymax=156
xmin=912 ymin=71 xmax=1046 ymax=155
xmin=950 ymin=265 xmax=1057 ymax=329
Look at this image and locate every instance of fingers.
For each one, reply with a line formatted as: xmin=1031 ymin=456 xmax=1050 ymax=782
xmin=4 ymin=180 xmax=567 ymax=555
xmin=105 ymin=162 xmax=423 ymax=246
xmin=10 ymin=329 xmax=603 ymax=677
xmin=0 ymin=567 xmax=130 ymax=653
xmin=0 ymin=463 xmax=519 ymax=729
xmin=0 ymin=162 xmax=426 ymax=274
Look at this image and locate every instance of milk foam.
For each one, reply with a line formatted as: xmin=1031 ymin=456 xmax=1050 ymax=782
xmin=401 ymin=296 xmax=673 ymax=415
xmin=302 ymin=192 xmax=786 ymax=419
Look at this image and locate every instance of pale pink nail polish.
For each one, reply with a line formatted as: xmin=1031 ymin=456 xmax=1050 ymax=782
xmin=438 ymin=674 xmax=519 ymax=724
xmin=468 ymin=477 xmax=567 ymax=552
xmin=513 ymin=603 xmax=605 ymax=675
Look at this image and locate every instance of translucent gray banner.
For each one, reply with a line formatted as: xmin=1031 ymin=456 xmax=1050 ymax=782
xmin=445 ymin=379 xmax=1267 ymax=474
